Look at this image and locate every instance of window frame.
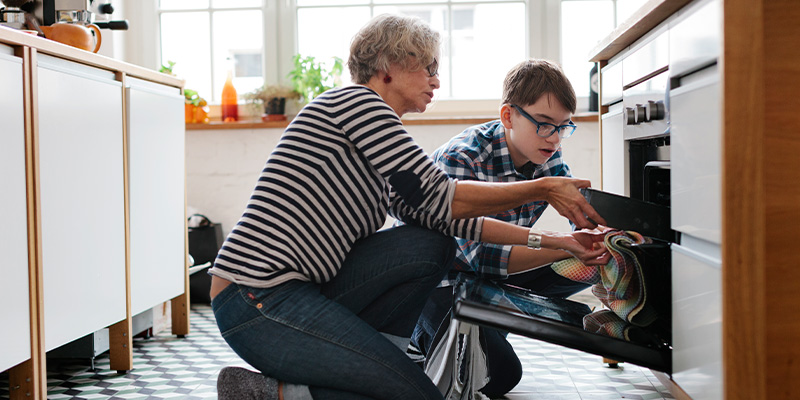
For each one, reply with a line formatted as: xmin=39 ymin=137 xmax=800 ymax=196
xmin=140 ymin=0 xmax=629 ymax=114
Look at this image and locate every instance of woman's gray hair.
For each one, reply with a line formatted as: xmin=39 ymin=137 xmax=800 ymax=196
xmin=348 ymin=14 xmax=441 ymax=84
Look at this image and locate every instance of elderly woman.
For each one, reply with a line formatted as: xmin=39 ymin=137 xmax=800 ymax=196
xmin=211 ymin=13 xmax=607 ymax=400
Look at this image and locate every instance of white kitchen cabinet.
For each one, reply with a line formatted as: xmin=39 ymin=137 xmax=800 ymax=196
xmin=670 ymin=57 xmax=721 ymax=245
xmin=127 ymin=77 xmax=186 ymax=316
xmin=0 ymin=45 xmax=31 ymax=372
xmin=672 ymin=239 xmax=722 ymax=399
xmin=36 ymin=54 xmax=127 ymax=351
xmin=600 ymin=103 xmax=625 ymax=195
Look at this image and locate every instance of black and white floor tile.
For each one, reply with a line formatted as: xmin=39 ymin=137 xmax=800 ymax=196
xmin=1 ymin=303 xmax=673 ymax=399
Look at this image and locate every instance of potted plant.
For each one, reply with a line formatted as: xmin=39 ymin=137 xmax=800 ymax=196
xmin=244 ymin=84 xmax=300 ymax=121
xmin=288 ymin=54 xmax=344 ymax=103
xmin=184 ymin=89 xmax=209 ymax=124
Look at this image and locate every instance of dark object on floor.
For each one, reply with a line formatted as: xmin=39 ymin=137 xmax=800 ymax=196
xmin=217 ymin=366 xmax=280 ymax=400
xmin=188 ymin=214 xmax=224 ymax=304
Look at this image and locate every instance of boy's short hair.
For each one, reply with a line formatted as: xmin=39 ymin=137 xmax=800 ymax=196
xmin=502 ymin=59 xmax=576 ymax=113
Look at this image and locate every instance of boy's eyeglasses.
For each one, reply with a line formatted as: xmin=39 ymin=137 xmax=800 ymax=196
xmin=511 ymin=104 xmax=576 ymax=139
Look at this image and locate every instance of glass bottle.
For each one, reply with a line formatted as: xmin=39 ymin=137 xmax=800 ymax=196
xmin=221 ymin=69 xmax=238 ymax=122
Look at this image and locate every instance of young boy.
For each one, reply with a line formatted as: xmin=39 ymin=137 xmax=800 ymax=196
xmin=412 ymin=59 xmax=605 ymax=397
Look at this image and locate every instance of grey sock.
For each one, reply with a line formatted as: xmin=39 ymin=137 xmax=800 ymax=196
xmin=217 ymin=366 xmax=280 ymax=400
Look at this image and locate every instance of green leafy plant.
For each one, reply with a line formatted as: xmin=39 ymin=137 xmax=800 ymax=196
xmin=184 ymin=89 xmax=206 ymax=107
xmin=244 ymin=84 xmax=300 ymax=104
xmin=288 ymin=54 xmax=344 ymax=103
xmin=159 ymin=60 xmax=176 ymax=76
xmin=244 ymin=84 xmax=301 ymax=115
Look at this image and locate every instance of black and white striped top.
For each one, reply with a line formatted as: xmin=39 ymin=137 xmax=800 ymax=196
xmin=209 ymin=86 xmax=483 ymax=288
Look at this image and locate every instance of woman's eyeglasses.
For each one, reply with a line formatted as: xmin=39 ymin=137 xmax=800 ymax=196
xmin=511 ymin=104 xmax=577 ymax=139
xmin=424 ymin=58 xmax=438 ymax=77
xmin=408 ymin=52 xmax=439 ymax=77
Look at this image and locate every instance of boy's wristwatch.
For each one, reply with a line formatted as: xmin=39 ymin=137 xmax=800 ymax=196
xmin=527 ymin=227 xmax=543 ymax=249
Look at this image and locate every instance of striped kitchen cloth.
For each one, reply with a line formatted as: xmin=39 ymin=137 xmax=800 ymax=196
xmin=550 ymin=230 xmax=658 ymax=327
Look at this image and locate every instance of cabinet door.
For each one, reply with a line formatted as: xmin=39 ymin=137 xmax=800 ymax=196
xmin=672 ymin=240 xmax=723 ymax=399
xmin=601 ymin=104 xmax=626 ymax=195
xmin=37 ymin=55 xmax=126 ymax=351
xmin=670 ymin=65 xmax=721 ymax=244
xmin=0 ymin=48 xmax=32 ymax=371
xmin=127 ymin=78 xmax=186 ymax=316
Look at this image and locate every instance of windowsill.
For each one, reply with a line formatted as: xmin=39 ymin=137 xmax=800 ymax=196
xmin=186 ymin=112 xmax=599 ymax=131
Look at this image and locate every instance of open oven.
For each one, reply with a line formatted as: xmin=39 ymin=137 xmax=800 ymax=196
xmin=453 ymin=185 xmax=676 ymax=373
xmin=453 ymin=78 xmax=676 ymax=373
xmin=453 ymin=17 xmax=679 ymax=375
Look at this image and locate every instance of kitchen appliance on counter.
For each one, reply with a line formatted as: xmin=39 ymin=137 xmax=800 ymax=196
xmin=25 ymin=0 xmax=127 ymax=30
xmin=0 ymin=0 xmax=32 ymax=30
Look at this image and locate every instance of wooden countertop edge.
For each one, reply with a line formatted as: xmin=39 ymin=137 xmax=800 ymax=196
xmin=0 ymin=26 xmax=184 ymax=88
xmin=588 ymin=0 xmax=693 ymax=62
xmin=186 ymin=113 xmax=600 ymax=131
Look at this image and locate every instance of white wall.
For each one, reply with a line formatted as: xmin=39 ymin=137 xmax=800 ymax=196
xmin=186 ymin=120 xmax=600 ymax=237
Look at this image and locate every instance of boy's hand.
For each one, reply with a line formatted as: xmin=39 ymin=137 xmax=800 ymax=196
xmin=540 ymin=177 xmax=607 ymax=230
xmin=545 ymin=229 xmax=611 ymax=266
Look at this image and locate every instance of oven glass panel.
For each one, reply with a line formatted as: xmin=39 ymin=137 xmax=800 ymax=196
xmin=454 ymin=245 xmax=673 ymax=373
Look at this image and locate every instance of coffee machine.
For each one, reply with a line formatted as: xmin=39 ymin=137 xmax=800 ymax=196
xmin=0 ymin=0 xmax=32 ymax=30
xmin=27 ymin=0 xmax=127 ymax=30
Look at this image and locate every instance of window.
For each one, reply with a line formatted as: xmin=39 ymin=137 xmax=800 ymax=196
xmin=158 ymin=1 xmax=265 ymax=103
xmin=156 ymin=0 xmax=646 ymax=110
xmin=559 ymin=0 xmax=647 ymax=106
xmin=296 ymin=1 xmax=526 ymax=100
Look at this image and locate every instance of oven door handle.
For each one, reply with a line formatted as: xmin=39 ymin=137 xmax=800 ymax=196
xmin=629 ymin=237 xmax=671 ymax=250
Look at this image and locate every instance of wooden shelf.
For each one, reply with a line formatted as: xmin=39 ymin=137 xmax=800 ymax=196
xmin=186 ymin=113 xmax=600 ymax=131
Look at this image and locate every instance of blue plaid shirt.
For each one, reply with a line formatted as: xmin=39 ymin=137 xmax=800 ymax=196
xmin=431 ymin=120 xmax=572 ymax=287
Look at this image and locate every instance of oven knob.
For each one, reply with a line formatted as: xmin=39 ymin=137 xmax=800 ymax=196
xmin=625 ymin=107 xmax=638 ymax=125
xmin=646 ymin=100 xmax=665 ymax=121
xmin=635 ymin=104 xmax=647 ymax=123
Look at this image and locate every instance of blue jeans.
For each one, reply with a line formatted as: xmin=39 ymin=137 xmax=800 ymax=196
xmin=412 ymin=267 xmax=590 ymax=397
xmin=212 ymin=225 xmax=456 ymax=400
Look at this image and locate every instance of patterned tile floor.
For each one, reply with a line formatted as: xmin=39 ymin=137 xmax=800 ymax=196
xmin=1 ymin=304 xmax=674 ymax=399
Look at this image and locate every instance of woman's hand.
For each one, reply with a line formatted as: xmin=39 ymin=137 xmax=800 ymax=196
xmin=542 ymin=228 xmax=612 ymax=266
xmin=539 ymin=177 xmax=607 ymax=230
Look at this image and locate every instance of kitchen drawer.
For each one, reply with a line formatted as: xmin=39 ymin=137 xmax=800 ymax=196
xmin=670 ymin=0 xmax=721 ymax=78
xmin=671 ymin=241 xmax=722 ymax=400
xmin=601 ymin=103 xmax=626 ymax=195
xmin=622 ymin=25 xmax=669 ymax=88
xmin=601 ymin=60 xmax=622 ymax=106
xmin=670 ymin=64 xmax=721 ymax=244
xmin=0 ymin=42 xmax=14 ymax=56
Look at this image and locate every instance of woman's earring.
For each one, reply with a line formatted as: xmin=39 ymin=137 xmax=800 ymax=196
xmin=383 ymin=75 xmax=392 ymax=84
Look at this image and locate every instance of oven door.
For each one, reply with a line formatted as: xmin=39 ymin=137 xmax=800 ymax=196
xmin=453 ymin=189 xmax=674 ymax=374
